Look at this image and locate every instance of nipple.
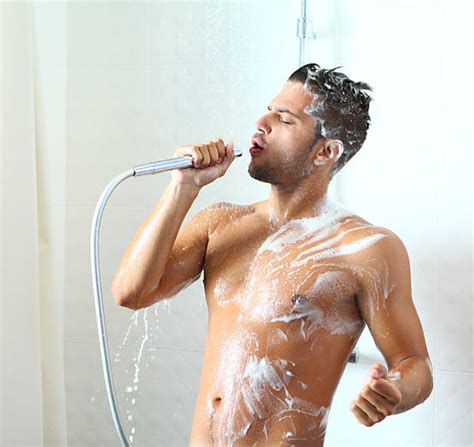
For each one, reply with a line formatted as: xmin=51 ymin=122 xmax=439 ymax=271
xmin=291 ymin=294 xmax=307 ymax=305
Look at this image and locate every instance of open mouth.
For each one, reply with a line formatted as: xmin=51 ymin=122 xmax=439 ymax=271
xmin=249 ymin=145 xmax=264 ymax=155
xmin=250 ymin=136 xmax=265 ymax=155
xmin=250 ymin=139 xmax=264 ymax=149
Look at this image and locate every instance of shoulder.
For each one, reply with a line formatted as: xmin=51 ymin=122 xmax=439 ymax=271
xmin=202 ymin=201 xmax=256 ymax=219
xmin=335 ymin=211 xmax=404 ymax=250
xmin=331 ymin=211 xmax=410 ymax=268
xmin=198 ymin=201 xmax=257 ymax=235
xmin=343 ymin=221 xmax=411 ymax=290
xmin=357 ymin=224 xmax=408 ymax=259
xmin=331 ymin=218 xmax=412 ymax=305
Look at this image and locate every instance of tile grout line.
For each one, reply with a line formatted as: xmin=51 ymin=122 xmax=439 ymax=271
xmin=432 ymin=368 xmax=474 ymax=376
xmin=433 ymin=4 xmax=444 ymax=443
xmin=145 ymin=1 xmax=150 ymax=161
xmin=65 ymin=339 xmax=204 ymax=354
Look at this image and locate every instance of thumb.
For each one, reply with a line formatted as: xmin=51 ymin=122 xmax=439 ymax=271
xmin=226 ymin=141 xmax=235 ymax=154
xmin=369 ymin=363 xmax=388 ymax=379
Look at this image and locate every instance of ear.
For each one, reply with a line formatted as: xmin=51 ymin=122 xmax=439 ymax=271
xmin=313 ymin=139 xmax=344 ymax=166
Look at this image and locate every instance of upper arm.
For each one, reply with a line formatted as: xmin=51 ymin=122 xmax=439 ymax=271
xmin=354 ymin=228 xmax=430 ymax=369
xmin=152 ymin=202 xmax=227 ymax=301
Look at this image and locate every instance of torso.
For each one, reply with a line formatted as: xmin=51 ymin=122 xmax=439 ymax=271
xmin=189 ymin=200 xmax=379 ymax=446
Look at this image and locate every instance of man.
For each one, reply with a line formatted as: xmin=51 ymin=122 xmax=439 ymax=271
xmin=112 ymin=63 xmax=433 ymax=446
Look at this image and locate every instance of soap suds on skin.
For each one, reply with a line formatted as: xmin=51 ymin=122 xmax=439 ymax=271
xmin=256 ymin=202 xmax=356 ymax=256
xmin=388 ymin=371 xmax=401 ymax=382
xmin=292 ymin=232 xmax=388 ymax=268
xmin=210 ymin=329 xmax=331 ymax=445
xmin=270 ymin=296 xmax=364 ymax=346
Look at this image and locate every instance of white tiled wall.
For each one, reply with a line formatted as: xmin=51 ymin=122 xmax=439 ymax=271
xmin=32 ymin=0 xmax=470 ymax=445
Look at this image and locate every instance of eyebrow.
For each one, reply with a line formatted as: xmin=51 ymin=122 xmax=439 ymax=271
xmin=267 ymin=105 xmax=301 ymax=120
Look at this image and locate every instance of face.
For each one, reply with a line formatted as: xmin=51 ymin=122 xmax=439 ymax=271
xmin=248 ymin=81 xmax=321 ymax=187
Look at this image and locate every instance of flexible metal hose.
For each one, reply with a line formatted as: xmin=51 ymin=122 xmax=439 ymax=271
xmin=91 ymin=168 xmax=134 ymax=447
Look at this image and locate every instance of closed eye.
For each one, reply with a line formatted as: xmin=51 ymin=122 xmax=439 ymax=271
xmin=280 ymin=117 xmax=292 ymax=125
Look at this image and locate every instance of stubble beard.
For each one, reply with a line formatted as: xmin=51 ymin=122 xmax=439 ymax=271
xmin=248 ymin=141 xmax=316 ymax=187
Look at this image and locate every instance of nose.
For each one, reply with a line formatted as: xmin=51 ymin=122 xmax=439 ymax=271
xmin=255 ymin=113 xmax=271 ymax=135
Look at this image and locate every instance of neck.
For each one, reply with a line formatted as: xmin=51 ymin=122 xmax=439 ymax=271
xmin=265 ymin=178 xmax=330 ymax=227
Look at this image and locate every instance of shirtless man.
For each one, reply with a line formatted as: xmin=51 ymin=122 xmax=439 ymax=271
xmin=111 ymin=63 xmax=433 ymax=446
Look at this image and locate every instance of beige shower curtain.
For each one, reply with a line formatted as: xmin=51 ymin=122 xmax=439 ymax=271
xmin=1 ymin=1 xmax=67 ymax=445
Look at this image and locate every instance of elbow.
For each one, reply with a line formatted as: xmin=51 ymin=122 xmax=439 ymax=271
xmin=426 ymin=372 xmax=434 ymax=400
xmin=114 ymin=293 xmax=142 ymax=310
xmin=425 ymin=357 xmax=434 ymax=397
xmin=111 ymin=281 xmax=139 ymax=310
xmin=420 ymin=378 xmax=434 ymax=406
xmin=111 ymin=281 xmax=160 ymax=310
xmin=420 ymin=357 xmax=434 ymax=403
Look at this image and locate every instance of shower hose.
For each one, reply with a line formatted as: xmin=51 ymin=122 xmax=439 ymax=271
xmin=90 ymin=148 xmax=242 ymax=446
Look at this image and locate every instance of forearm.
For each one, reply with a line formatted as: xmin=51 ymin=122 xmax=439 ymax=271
xmin=111 ymin=180 xmax=200 ymax=307
xmin=389 ymin=356 xmax=433 ymax=414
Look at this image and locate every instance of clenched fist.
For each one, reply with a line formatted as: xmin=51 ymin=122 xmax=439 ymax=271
xmin=350 ymin=363 xmax=402 ymax=427
xmin=171 ymin=139 xmax=236 ymax=189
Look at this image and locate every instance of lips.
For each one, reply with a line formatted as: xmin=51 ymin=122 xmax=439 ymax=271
xmin=251 ymin=136 xmax=265 ymax=150
xmin=249 ymin=134 xmax=265 ymax=155
xmin=249 ymin=146 xmax=263 ymax=155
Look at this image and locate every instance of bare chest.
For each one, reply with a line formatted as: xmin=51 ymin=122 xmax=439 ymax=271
xmin=203 ymin=216 xmax=363 ymax=326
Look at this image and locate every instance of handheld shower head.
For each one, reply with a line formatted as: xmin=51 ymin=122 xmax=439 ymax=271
xmin=132 ymin=147 xmax=243 ymax=177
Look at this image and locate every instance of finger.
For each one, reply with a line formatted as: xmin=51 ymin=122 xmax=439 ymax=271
xmin=198 ymin=144 xmax=210 ymax=166
xmin=370 ymin=378 xmax=402 ymax=405
xmin=362 ymin=387 xmax=394 ymax=417
xmin=220 ymin=143 xmax=235 ymax=168
xmin=207 ymin=141 xmax=219 ymax=164
xmin=370 ymin=363 xmax=388 ymax=379
xmin=350 ymin=401 xmax=375 ymax=427
xmin=225 ymin=141 xmax=235 ymax=158
xmin=354 ymin=395 xmax=386 ymax=423
xmin=190 ymin=146 xmax=203 ymax=167
xmin=215 ymin=138 xmax=226 ymax=160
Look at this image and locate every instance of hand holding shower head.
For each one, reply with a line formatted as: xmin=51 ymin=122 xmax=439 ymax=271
xmin=132 ymin=147 xmax=243 ymax=177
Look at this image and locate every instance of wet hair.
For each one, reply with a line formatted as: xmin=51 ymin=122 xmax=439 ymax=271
xmin=288 ymin=63 xmax=373 ymax=180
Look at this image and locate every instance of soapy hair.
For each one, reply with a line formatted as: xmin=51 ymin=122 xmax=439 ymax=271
xmin=288 ymin=63 xmax=373 ymax=179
